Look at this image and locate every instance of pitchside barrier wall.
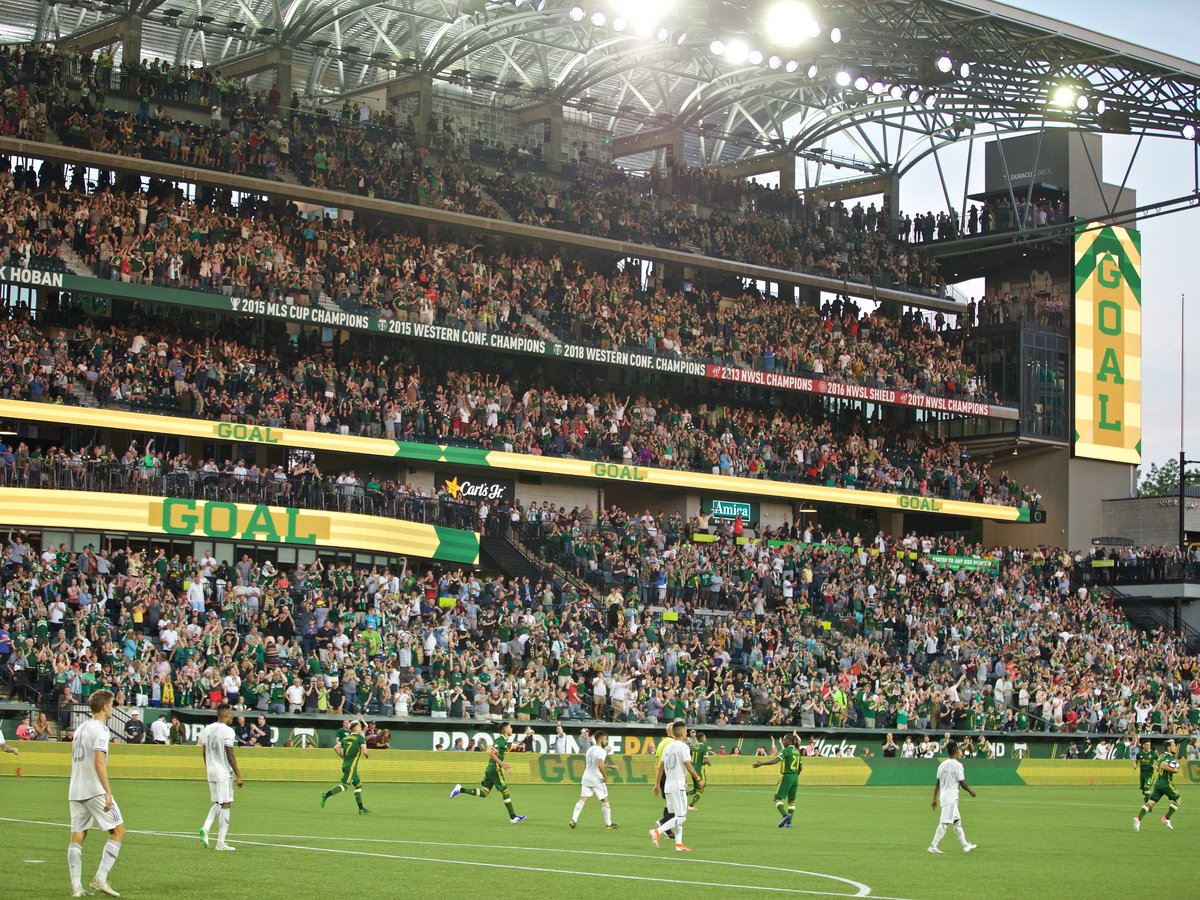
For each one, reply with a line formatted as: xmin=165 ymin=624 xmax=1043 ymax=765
xmin=3 ymin=744 xmax=1199 ymax=788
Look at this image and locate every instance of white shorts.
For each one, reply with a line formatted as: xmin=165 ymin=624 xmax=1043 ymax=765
xmin=580 ymin=780 xmax=608 ymax=801
xmin=70 ymin=796 xmax=123 ymax=833
xmin=939 ymin=801 xmax=960 ymax=825
xmin=665 ymin=788 xmax=689 ymax=817
xmin=208 ymin=776 xmax=235 ymax=805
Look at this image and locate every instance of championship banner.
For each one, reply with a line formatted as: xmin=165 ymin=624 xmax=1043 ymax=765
xmin=0 ymin=399 xmax=1031 ymax=524
xmin=1073 ymin=222 xmax=1142 ymax=464
xmin=0 ymin=265 xmax=1016 ymax=420
xmin=0 ymin=488 xmax=479 ymax=564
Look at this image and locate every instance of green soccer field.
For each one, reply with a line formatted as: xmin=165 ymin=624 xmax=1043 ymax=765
xmin=0 ymin=778 xmax=1194 ymax=899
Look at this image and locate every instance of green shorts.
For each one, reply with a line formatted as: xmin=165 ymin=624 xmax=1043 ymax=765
xmin=1148 ymin=782 xmax=1180 ymax=804
xmin=775 ymin=775 xmax=798 ymax=804
xmin=481 ymin=767 xmax=508 ymax=793
xmin=1140 ymin=774 xmax=1155 ymax=794
xmin=339 ymin=765 xmax=361 ymax=787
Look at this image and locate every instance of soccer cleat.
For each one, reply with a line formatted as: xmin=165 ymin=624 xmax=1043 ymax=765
xmin=778 ymin=813 xmax=793 ymax=829
xmin=89 ymin=880 xmax=120 ymax=897
xmin=450 ymin=784 xmax=462 ymax=798
xmin=569 ymin=820 xmax=577 ymax=829
xmin=359 ymin=808 xmax=371 ymax=815
xmin=649 ymin=827 xmax=661 ymax=848
xmin=927 ymin=846 xmax=943 ymax=854
xmin=785 ymin=821 xmax=793 ymax=829
xmin=510 ymin=815 xmax=526 ymax=824
xmin=70 ymin=888 xmax=93 ymax=898
xmin=606 ymin=823 xmax=621 ymax=829
xmin=963 ymin=844 xmax=977 ymax=853
xmin=215 ymin=844 xmax=237 ymax=852
xmin=320 ymin=793 xmax=328 ymax=808
xmin=199 ymin=827 xmax=209 ymax=848
xmin=1133 ymin=817 xmax=1141 ymax=832
xmin=1163 ymin=818 xmax=1174 ymax=830
xmin=674 ymin=844 xmax=692 ymax=852
xmin=688 ymin=805 xmax=698 ymax=811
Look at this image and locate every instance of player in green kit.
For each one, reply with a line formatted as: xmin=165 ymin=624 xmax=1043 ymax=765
xmin=1135 ymin=738 xmax=1158 ymax=800
xmin=754 ymin=733 xmax=802 ymax=828
xmin=1134 ymin=738 xmax=1182 ymax=831
xmin=688 ymin=732 xmax=711 ymax=810
xmin=450 ymin=722 xmax=526 ymax=823
xmin=320 ymin=720 xmax=370 ymax=813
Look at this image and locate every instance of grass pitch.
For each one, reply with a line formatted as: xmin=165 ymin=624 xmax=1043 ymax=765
xmin=0 ymin=777 xmax=1193 ymax=899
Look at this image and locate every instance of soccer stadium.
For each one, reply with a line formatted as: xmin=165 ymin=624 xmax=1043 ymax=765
xmin=0 ymin=0 xmax=1198 ymax=896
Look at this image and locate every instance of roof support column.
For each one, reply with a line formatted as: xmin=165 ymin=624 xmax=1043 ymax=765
xmin=517 ymin=102 xmax=563 ymax=170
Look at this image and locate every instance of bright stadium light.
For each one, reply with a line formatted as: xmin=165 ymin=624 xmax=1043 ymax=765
xmin=768 ymin=54 xmax=782 ymax=69
xmin=936 ymin=55 xmax=953 ymax=74
xmin=835 ymin=69 xmax=852 ymax=87
xmin=806 ymin=63 xmax=817 ymax=77
xmin=829 ymin=26 xmax=842 ymax=43
xmin=1095 ymin=98 xmax=1107 ymax=114
xmin=1052 ymin=85 xmax=1076 ymax=108
xmin=569 ymin=5 xmax=585 ymax=21
xmin=676 ymin=31 xmax=687 ymax=44
xmin=924 ymin=92 xmax=938 ymax=108
xmin=658 ymin=27 xmax=669 ymax=41
xmin=724 ymin=38 xmax=749 ymax=64
xmin=870 ymin=81 xmax=885 ymax=95
xmin=748 ymin=48 xmax=764 ymax=65
xmin=590 ymin=10 xmax=605 ymax=26
xmin=764 ymin=1 xmax=818 ymax=47
xmin=634 ymin=20 xmax=651 ymax=37
xmin=1076 ymin=94 xmax=1090 ymax=111
xmin=959 ymin=61 xmax=971 ymax=78
xmin=709 ymin=39 xmax=725 ymax=55
xmin=889 ymin=84 xmax=904 ymax=100
xmin=612 ymin=16 xmax=626 ymax=31
xmin=1184 ymin=123 xmax=1198 ymax=140
xmin=907 ymin=88 xmax=921 ymax=103
xmin=853 ymin=75 xmax=869 ymax=91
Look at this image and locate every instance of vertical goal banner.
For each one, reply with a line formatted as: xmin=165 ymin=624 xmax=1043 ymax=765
xmin=1073 ymin=222 xmax=1141 ymax=464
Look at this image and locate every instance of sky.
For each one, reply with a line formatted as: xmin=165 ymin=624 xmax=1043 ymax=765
xmin=900 ymin=0 xmax=1200 ymax=472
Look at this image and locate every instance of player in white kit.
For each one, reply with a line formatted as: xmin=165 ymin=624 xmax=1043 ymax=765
xmin=569 ymin=729 xmax=620 ymax=829
xmin=199 ymin=702 xmax=244 ymax=851
xmin=928 ymin=740 xmax=978 ymax=854
xmin=649 ymin=721 xmax=704 ymax=852
xmin=67 ymin=690 xmax=125 ymax=898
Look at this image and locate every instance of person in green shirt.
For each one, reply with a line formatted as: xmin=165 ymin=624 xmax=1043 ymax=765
xmin=688 ymin=732 xmax=711 ymax=809
xmin=320 ymin=720 xmax=370 ymax=814
xmin=1135 ymin=738 xmax=1181 ymax=830
xmin=450 ymin=722 xmax=525 ymax=823
xmin=753 ymin=732 xmax=802 ymax=828
xmin=1136 ymin=738 xmax=1159 ymax=800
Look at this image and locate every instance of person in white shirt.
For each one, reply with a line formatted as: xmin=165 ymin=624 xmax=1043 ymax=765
xmin=68 ymin=689 xmax=125 ymax=898
xmin=650 ymin=721 xmax=703 ymax=852
xmin=149 ymin=715 xmax=171 ymax=745
xmin=199 ymin=703 xmax=244 ymax=851
xmin=570 ymin=729 xmax=619 ymax=829
xmin=929 ymin=741 xmax=977 ymax=854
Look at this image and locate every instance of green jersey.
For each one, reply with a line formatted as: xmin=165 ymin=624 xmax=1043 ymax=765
xmin=779 ymin=745 xmax=803 ymax=777
xmin=1155 ymin=752 xmax=1179 ymax=788
xmin=487 ymin=735 xmax=510 ymax=775
xmin=339 ymin=733 xmax=366 ymax=770
xmin=691 ymin=742 xmax=711 ymax=772
xmin=1139 ymin=749 xmax=1159 ymax=781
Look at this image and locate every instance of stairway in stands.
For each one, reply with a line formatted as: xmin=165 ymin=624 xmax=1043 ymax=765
xmin=480 ymin=534 xmax=550 ymax=583
xmin=1096 ymin=584 xmax=1200 ymax=653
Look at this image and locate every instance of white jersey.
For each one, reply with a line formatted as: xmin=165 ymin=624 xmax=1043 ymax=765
xmin=936 ymin=758 xmax=965 ymax=806
xmin=661 ymin=739 xmax=691 ymax=792
xmin=200 ymin=722 xmax=236 ymax=781
xmin=69 ymin=719 xmax=111 ymax=802
xmin=582 ymin=745 xmax=608 ymax=786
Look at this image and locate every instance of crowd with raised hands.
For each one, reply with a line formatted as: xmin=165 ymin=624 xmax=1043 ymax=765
xmin=1 ymin=510 xmax=1197 ymax=741
xmin=0 ymin=40 xmax=952 ymax=296
xmin=0 ymin=306 xmax=1034 ymax=507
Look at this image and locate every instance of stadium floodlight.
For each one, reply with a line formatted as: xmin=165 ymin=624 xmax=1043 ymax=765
xmin=724 ymin=39 xmax=749 ymax=64
xmin=1076 ymin=94 xmax=1090 ymax=111
xmin=835 ymin=70 xmax=852 ymax=87
xmin=768 ymin=55 xmax=782 ymax=69
xmin=676 ymin=31 xmax=687 ymax=44
xmin=907 ymin=88 xmax=921 ymax=104
xmin=959 ymin=62 xmax=971 ymax=78
xmin=829 ymin=26 xmax=841 ymax=43
xmin=569 ymin=5 xmax=585 ymax=21
xmin=658 ymin=27 xmax=669 ymax=41
xmin=709 ymin=39 xmax=725 ymax=56
xmin=806 ymin=63 xmax=817 ymax=77
xmin=612 ymin=16 xmax=626 ymax=31
xmin=1184 ymin=124 xmax=1198 ymax=140
xmin=590 ymin=11 xmax=605 ymax=26
xmin=870 ymin=81 xmax=885 ymax=95
xmin=1095 ymin=99 xmax=1107 ymax=114
xmin=889 ymin=84 xmax=904 ymax=100
xmin=1051 ymin=85 xmax=1076 ymax=108
xmin=764 ymin=1 xmax=817 ymax=47
xmin=853 ymin=75 xmax=869 ymax=91
xmin=748 ymin=49 xmax=764 ymax=65
xmin=924 ymin=92 xmax=937 ymax=108
xmin=936 ymin=55 xmax=953 ymax=74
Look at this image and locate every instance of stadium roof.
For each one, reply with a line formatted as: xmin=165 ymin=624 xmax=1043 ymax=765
xmin=17 ymin=0 xmax=1200 ymax=171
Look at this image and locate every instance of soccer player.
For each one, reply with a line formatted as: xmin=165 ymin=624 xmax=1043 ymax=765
xmin=199 ymin=702 xmax=244 ymax=851
xmin=1136 ymin=738 xmax=1158 ymax=801
xmin=320 ymin=720 xmax=370 ymax=814
xmin=654 ymin=720 xmax=679 ymax=838
xmin=450 ymin=721 xmax=525 ymax=823
xmin=688 ymin=732 xmax=711 ymax=810
xmin=570 ymin=729 xmax=619 ymax=829
xmin=650 ymin=721 xmax=703 ymax=852
xmin=928 ymin=740 xmax=978 ymax=854
xmin=753 ymin=733 xmax=802 ymax=827
xmin=1134 ymin=738 xmax=1182 ymax=831
xmin=67 ymin=690 xmax=125 ymax=898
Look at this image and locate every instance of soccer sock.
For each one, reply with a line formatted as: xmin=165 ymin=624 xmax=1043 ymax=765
xmin=202 ymin=803 xmax=220 ymax=832
xmin=67 ymin=843 xmax=83 ymax=889
xmin=503 ymin=792 xmax=517 ymax=819
xmin=673 ymin=823 xmax=685 ymax=845
xmin=602 ymin=802 xmax=612 ymax=826
xmin=1138 ymin=805 xmax=1150 ymax=820
xmin=572 ymin=799 xmax=586 ymax=822
xmin=931 ymin=823 xmax=947 ymax=848
xmin=95 ymin=839 xmax=121 ymax=882
xmin=953 ymin=823 xmax=968 ymax=847
xmin=462 ymin=787 xmax=485 ymax=798
xmin=775 ymin=799 xmax=787 ymax=818
xmin=658 ymin=814 xmax=680 ymax=833
xmin=218 ymin=808 xmax=230 ymax=845
xmin=787 ymin=805 xmax=795 ymax=817
xmin=324 ymin=783 xmax=347 ymax=800
xmin=354 ymin=788 xmax=364 ymax=810
xmin=1166 ymin=802 xmax=1179 ymax=820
